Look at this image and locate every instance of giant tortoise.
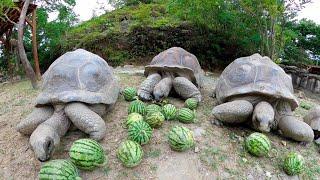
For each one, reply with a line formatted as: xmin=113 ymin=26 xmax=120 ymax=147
xmin=212 ymin=53 xmax=314 ymax=142
xmin=138 ymin=47 xmax=203 ymax=102
xmin=17 ymin=49 xmax=119 ymax=161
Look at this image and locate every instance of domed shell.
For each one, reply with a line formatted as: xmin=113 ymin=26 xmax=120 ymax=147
xmin=36 ymin=49 xmax=119 ymax=106
xmin=216 ymin=53 xmax=298 ymax=109
xmin=144 ymin=47 xmax=203 ymax=87
xmin=304 ymin=106 xmax=320 ymax=131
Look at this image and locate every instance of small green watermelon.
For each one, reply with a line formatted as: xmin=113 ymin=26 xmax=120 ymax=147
xmin=176 ymin=108 xmax=195 ymax=123
xmin=39 ymin=159 xmax=81 ymax=180
xmin=145 ymin=111 xmax=165 ymax=128
xmin=128 ymin=99 xmax=146 ymax=115
xmin=283 ymin=152 xmax=304 ymax=176
xmin=168 ymin=126 xmax=195 ymax=151
xmin=162 ymin=104 xmax=177 ymax=120
xmin=117 ymin=140 xmax=143 ymax=168
xmin=146 ymin=104 xmax=162 ymax=114
xmin=128 ymin=120 xmax=153 ymax=145
xmin=126 ymin=113 xmax=144 ymax=128
xmin=245 ymin=132 xmax=271 ymax=157
xmin=122 ymin=87 xmax=137 ymax=101
xmin=185 ymin=98 xmax=198 ymax=110
xmin=69 ymin=139 xmax=106 ymax=170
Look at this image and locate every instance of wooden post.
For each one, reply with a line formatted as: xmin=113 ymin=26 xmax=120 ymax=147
xmin=31 ymin=8 xmax=41 ymax=79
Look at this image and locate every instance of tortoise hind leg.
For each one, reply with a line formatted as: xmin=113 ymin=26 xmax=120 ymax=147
xmin=17 ymin=106 xmax=54 ymax=135
xmin=138 ymin=73 xmax=161 ymax=101
xmin=65 ymin=102 xmax=106 ymax=140
xmin=212 ymin=100 xmax=253 ymax=124
xmin=172 ymin=77 xmax=202 ymax=102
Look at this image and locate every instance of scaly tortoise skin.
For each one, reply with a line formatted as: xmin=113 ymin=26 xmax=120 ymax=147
xmin=212 ymin=53 xmax=314 ymax=142
xmin=304 ymin=106 xmax=320 ymax=140
xmin=17 ymin=49 xmax=119 ymax=161
xmin=138 ymin=47 xmax=204 ymax=102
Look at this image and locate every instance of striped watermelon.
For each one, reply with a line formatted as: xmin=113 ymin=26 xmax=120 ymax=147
xmin=39 ymin=159 xmax=81 ymax=180
xmin=168 ymin=126 xmax=194 ymax=152
xmin=126 ymin=113 xmax=144 ymax=128
xmin=146 ymin=104 xmax=162 ymax=114
xmin=283 ymin=152 xmax=304 ymax=175
xmin=122 ymin=87 xmax=137 ymax=101
xmin=128 ymin=120 xmax=153 ymax=145
xmin=117 ymin=140 xmax=143 ymax=167
xmin=185 ymin=98 xmax=198 ymax=110
xmin=69 ymin=139 xmax=106 ymax=170
xmin=128 ymin=100 xmax=146 ymax=115
xmin=176 ymin=108 xmax=195 ymax=123
xmin=245 ymin=132 xmax=271 ymax=157
xmin=162 ymin=104 xmax=177 ymax=120
xmin=145 ymin=111 xmax=165 ymax=128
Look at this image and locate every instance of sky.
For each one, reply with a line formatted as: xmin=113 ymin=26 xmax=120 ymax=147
xmin=72 ymin=0 xmax=320 ymax=24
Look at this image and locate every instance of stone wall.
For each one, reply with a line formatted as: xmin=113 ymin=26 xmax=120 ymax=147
xmin=281 ymin=65 xmax=320 ymax=93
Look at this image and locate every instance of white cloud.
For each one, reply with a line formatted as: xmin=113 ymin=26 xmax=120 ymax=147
xmin=297 ymin=0 xmax=320 ymax=24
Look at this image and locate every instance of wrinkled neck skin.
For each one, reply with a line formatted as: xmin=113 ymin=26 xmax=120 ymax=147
xmin=30 ymin=104 xmax=70 ymax=162
xmin=274 ymin=100 xmax=293 ymax=122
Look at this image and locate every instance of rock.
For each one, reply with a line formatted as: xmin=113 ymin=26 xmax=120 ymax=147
xmin=300 ymin=76 xmax=308 ymax=89
xmin=265 ymin=171 xmax=272 ymax=178
xmin=194 ymin=146 xmax=200 ymax=153
xmin=315 ymin=80 xmax=320 ymax=93
xmin=281 ymin=141 xmax=287 ymax=146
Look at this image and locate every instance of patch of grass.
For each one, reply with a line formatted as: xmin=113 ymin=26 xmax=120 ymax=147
xmin=145 ymin=148 xmax=161 ymax=158
xmin=150 ymin=164 xmax=158 ymax=172
xmin=103 ymin=166 xmax=111 ymax=176
xmin=300 ymin=101 xmax=313 ymax=110
xmin=200 ymin=147 xmax=228 ymax=171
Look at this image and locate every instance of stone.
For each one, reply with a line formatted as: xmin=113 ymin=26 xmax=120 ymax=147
xmin=306 ymin=78 xmax=315 ymax=91
xmin=314 ymin=80 xmax=320 ymax=93
xmin=300 ymin=76 xmax=308 ymax=89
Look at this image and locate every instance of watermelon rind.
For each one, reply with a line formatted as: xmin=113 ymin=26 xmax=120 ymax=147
xmin=162 ymin=104 xmax=177 ymax=121
xmin=117 ymin=140 xmax=143 ymax=168
xmin=168 ymin=126 xmax=195 ymax=152
xmin=176 ymin=108 xmax=195 ymax=123
xmin=128 ymin=120 xmax=153 ymax=145
xmin=39 ymin=159 xmax=81 ymax=180
xmin=69 ymin=139 xmax=106 ymax=170
xmin=245 ymin=132 xmax=271 ymax=157
xmin=283 ymin=152 xmax=304 ymax=176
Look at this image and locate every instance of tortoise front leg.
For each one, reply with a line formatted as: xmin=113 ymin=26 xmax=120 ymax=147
xmin=30 ymin=105 xmax=70 ymax=161
xmin=172 ymin=77 xmax=202 ymax=102
xmin=212 ymin=100 xmax=253 ymax=124
xmin=65 ymin=102 xmax=106 ymax=140
xmin=138 ymin=73 xmax=161 ymax=101
xmin=17 ymin=106 xmax=54 ymax=135
xmin=275 ymin=100 xmax=314 ymax=142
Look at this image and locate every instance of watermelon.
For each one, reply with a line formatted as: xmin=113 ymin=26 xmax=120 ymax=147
xmin=283 ymin=152 xmax=304 ymax=176
xmin=128 ymin=120 xmax=153 ymax=145
xmin=126 ymin=113 xmax=144 ymax=128
xmin=39 ymin=159 xmax=81 ymax=180
xmin=162 ymin=104 xmax=177 ymax=120
xmin=185 ymin=98 xmax=198 ymax=110
xmin=128 ymin=100 xmax=146 ymax=115
xmin=176 ymin=108 xmax=195 ymax=123
xmin=122 ymin=87 xmax=137 ymax=101
xmin=146 ymin=104 xmax=162 ymax=114
xmin=245 ymin=132 xmax=271 ymax=157
xmin=145 ymin=111 xmax=165 ymax=128
xmin=117 ymin=140 xmax=143 ymax=167
xmin=168 ymin=126 xmax=195 ymax=152
xmin=69 ymin=139 xmax=106 ymax=170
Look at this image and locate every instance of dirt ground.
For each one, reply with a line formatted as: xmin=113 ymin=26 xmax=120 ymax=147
xmin=0 ymin=66 xmax=320 ymax=180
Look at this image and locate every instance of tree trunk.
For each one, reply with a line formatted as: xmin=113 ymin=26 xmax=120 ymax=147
xmin=17 ymin=0 xmax=38 ymax=89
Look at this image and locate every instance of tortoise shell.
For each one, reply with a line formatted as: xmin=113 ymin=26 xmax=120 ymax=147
xmin=36 ymin=49 xmax=119 ymax=106
xmin=216 ymin=53 xmax=298 ymax=109
xmin=144 ymin=47 xmax=203 ymax=87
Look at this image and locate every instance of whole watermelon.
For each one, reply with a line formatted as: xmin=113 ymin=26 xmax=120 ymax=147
xmin=146 ymin=104 xmax=162 ymax=114
xmin=128 ymin=120 xmax=153 ymax=145
xmin=168 ymin=126 xmax=195 ymax=152
xmin=39 ymin=159 xmax=81 ymax=180
xmin=69 ymin=139 xmax=106 ymax=170
xmin=162 ymin=104 xmax=177 ymax=120
xmin=245 ymin=132 xmax=271 ymax=157
xmin=145 ymin=111 xmax=165 ymax=128
xmin=126 ymin=113 xmax=144 ymax=128
xmin=185 ymin=98 xmax=198 ymax=110
xmin=128 ymin=99 xmax=146 ymax=115
xmin=283 ymin=152 xmax=304 ymax=176
xmin=117 ymin=140 xmax=143 ymax=167
xmin=122 ymin=87 xmax=137 ymax=101
xmin=176 ymin=108 xmax=195 ymax=123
